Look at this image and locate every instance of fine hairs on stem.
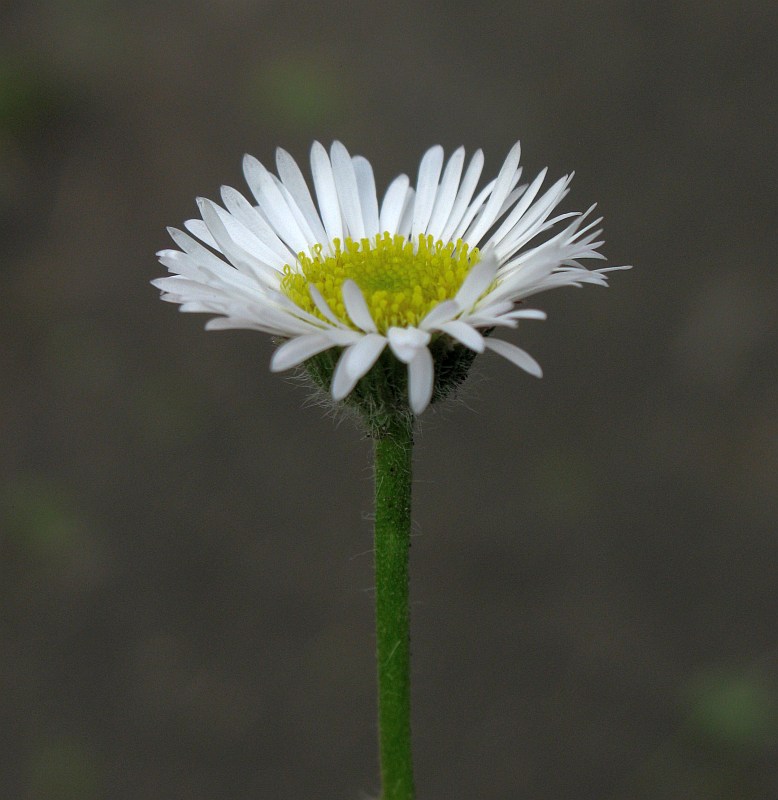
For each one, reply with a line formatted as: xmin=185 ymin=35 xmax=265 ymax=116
xmin=372 ymin=414 xmax=415 ymax=799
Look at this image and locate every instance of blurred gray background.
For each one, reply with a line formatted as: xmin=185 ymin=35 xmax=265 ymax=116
xmin=2 ymin=1 xmax=777 ymax=798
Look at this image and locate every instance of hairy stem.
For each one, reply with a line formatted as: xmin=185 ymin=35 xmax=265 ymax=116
xmin=373 ymin=413 xmax=415 ymax=800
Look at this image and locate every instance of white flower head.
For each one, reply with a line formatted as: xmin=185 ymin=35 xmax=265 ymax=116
xmin=154 ymin=141 xmax=627 ymax=420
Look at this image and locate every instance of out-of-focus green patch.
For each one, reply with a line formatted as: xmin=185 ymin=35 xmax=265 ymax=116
xmin=621 ymin=669 xmax=776 ymax=798
xmin=246 ymin=57 xmax=345 ymax=129
xmin=685 ymin=668 xmax=777 ymax=751
xmin=28 ymin=737 xmax=102 ymax=800
xmin=0 ymin=60 xmax=68 ymax=141
xmin=0 ymin=478 xmax=88 ymax=561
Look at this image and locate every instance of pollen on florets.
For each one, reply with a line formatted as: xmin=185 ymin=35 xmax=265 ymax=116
xmin=280 ymin=232 xmax=480 ymax=333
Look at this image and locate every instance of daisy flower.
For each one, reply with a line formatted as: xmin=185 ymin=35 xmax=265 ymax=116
xmin=154 ymin=141 xmax=624 ymax=417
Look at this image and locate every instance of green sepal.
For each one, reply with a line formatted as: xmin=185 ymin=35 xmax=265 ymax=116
xmin=302 ymin=334 xmax=482 ymax=436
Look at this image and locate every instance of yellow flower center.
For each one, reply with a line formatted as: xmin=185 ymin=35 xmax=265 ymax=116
xmin=281 ymin=233 xmax=480 ymax=333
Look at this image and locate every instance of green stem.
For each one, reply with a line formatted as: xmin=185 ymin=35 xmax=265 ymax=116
xmin=373 ymin=413 xmax=415 ymax=800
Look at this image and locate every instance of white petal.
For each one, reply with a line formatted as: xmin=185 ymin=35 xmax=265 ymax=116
xmin=157 ymin=250 xmax=259 ymax=295
xmin=438 ymin=320 xmax=485 ymax=352
xmin=309 ymin=141 xmax=343 ymax=246
xmin=464 ymin=141 xmax=522 ymax=245
xmin=493 ymin=173 xmax=572 ymax=258
xmin=197 ymin=199 xmax=280 ymax=285
xmin=464 ymin=314 xmax=516 ymax=328
xmin=379 ymin=174 xmax=410 ymax=234
xmin=407 ymin=347 xmax=434 ymax=414
xmin=242 ymin=155 xmax=310 ymax=255
xmin=205 ymin=317 xmax=266 ymax=332
xmin=496 ymin=183 xmax=528 ymax=219
xmin=463 ymin=302 xmax=547 ymax=328
xmin=467 ymin=169 xmax=524 ymax=239
xmin=272 ymin=176 xmax=320 ymax=247
xmin=330 ymin=141 xmax=365 ymax=240
xmin=250 ymin=292 xmax=330 ymax=335
xmin=167 ymin=227 xmax=244 ymax=276
xmin=387 ymin=326 xmax=431 ymax=363
xmin=271 ymin=333 xmax=338 ymax=371
xmin=206 ymin=195 xmax=289 ymax=280
xmin=178 ymin=301 xmax=217 ymax=313
xmin=454 ymin=248 xmax=500 ymax=311
xmin=308 ymin=283 xmax=347 ymax=328
xmin=275 ymin=147 xmax=329 ymax=244
xmin=208 ymin=197 xmax=283 ymax=265
xmin=450 ymin=177 xmax=497 ymax=243
xmin=184 ymin=218 xmax=219 ymax=249
xmin=352 ymin=155 xmax=380 ymax=238
xmin=219 ymin=185 xmax=295 ymax=265
xmin=397 ymin=187 xmax=415 ymax=238
xmin=265 ymin=289 xmax=339 ymax=332
xmin=344 ymin=334 xmax=386 ymax=378
xmin=341 ymin=279 xmax=378 ymax=332
xmin=462 ymin=173 xmax=526 ymax=248
xmin=458 ymin=299 xmax=512 ymax=317
xmin=439 ymin=149 xmax=484 ymax=242
xmin=484 ymin=338 xmax=543 ymax=377
xmin=505 ymin=308 xmax=547 ymax=320
xmin=411 ymin=145 xmax=444 ymax=239
xmin=426 ymin=146 xmax=465 ymax=240
xmin=487 ymin=167 xmax=548 ymax=250
xmin=419 ymin=299 xmax=459 ymax=329
xmin=331 ymin=334 xmax=387 ymax=399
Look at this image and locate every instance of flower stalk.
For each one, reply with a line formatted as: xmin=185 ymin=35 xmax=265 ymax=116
xmin=373 ymin=413 xmax=415 ymax=800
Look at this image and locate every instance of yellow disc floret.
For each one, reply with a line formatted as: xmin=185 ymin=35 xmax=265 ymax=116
xmin=281 ymin=233 xmax=480 ymax=333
